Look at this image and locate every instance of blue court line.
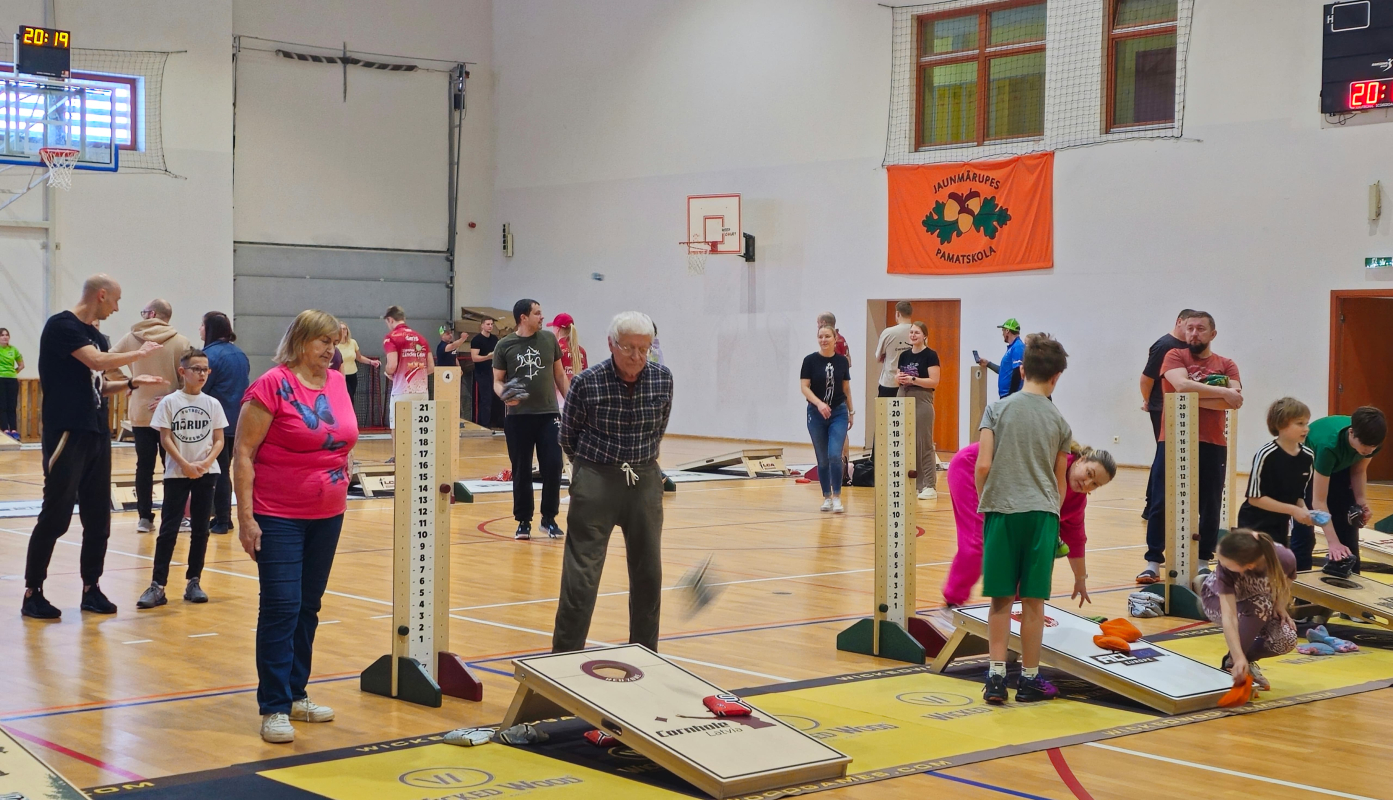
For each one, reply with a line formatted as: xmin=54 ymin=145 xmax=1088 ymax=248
xmin=0 ymin=675 xmax=359 ymax=723
xmin=469 ymin=663 xmax=515 ymax=678
xmin=927 ymin=771 xmax=1056 ymax=800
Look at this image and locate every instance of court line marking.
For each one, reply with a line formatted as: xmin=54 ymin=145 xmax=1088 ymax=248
xmin=1 ymin=724 xmax=146 ymax=782
xmin=1047 ymin=747 xmax=1096 ymax=800
xmin=188 ymin=633 xmax=218 ymax=638
xmin=122 ymin=640 xmax=152 ymax=645
xmin=0 ymin=526 xmax=782 ymax=684
xmin=1083 ymin=742 xmax=1379 ymax=799
xmin=926 ymin=771 xmax=1055 ymax=800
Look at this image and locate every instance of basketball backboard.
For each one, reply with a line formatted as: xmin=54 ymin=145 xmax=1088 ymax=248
xmin=687 ymin=193 xmax=742 ymax=254
xmin=0 ymin=76 xmax=118 ymax=171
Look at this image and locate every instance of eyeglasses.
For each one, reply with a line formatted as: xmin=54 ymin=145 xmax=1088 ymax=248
xmin=612 ymin=344 xmax=649 ymax=358
xmin=184 ymin=366 xmax=210 ymax=374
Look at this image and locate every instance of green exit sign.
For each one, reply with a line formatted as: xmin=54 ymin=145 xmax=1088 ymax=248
xmin=1367 ymin=257 xmax=1393 ymax=269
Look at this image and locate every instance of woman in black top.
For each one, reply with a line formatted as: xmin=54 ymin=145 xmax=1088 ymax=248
xmin=800 ymin=326 xmax=854 ymax=513
xmin=896 ymin=321 xmax=941 ymax=500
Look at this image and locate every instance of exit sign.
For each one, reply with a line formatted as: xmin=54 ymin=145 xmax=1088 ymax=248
xmin=1367 ymin=257 xmax=1393 ymax=268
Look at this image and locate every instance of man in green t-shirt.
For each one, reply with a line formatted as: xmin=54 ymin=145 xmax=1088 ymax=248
xmin=1291 ymin=407 xmax=1386 ymax=571
xmin=493 ymin=298 xmax=570 ymax=541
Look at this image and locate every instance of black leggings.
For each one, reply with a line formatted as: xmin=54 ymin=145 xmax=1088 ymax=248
xmin=0 ymin=377 xmax=17 ymax=431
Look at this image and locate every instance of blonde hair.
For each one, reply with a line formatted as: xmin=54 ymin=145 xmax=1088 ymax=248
xmin=556 ymin=322 xmax=582 ymax=371
xmin=274 ymin=310 xmax=341 ymax=366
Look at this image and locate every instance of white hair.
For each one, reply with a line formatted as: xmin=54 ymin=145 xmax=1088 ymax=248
xmin=608 ymin=311 xmax=656 ymax=342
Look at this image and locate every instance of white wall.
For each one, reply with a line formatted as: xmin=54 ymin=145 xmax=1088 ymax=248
xmin=491 ymin=0 xmax=1393 ymax=466
xmin=0 ymin=0 xmax=234 ymax=365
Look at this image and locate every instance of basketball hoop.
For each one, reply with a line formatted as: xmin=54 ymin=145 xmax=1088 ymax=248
xmin=680 ymin=240 xmax=717 ymax=275
xmin=39 ymin=147 xmax=80 ymax=191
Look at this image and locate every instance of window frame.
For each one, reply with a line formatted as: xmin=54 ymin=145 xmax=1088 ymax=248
xmin=1103 ymin=0 xmax=1179 ymax=132
xmin=0 ymin=64 xmax=141 ymax=151
xmin=912 ymin=0 xmax=1047 ymax=150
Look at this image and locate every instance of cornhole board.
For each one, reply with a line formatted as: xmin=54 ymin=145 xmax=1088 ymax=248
xmin=351 ymin=461 xmax=395 ymax=498
xmin=0 ymin=434 xmax=18 ymax=451
xmin=674 ymin=448 xmax=788 ymax=478
xmin=499 ymin=644 xmax=850 ymax=799
xmin=1291 ymin=570 xmax=1393 ymax=630
xmin=110 ymin=469 xmax=163 ymax=511
xmin=930 ymin=602 xmax=1233 ymax=715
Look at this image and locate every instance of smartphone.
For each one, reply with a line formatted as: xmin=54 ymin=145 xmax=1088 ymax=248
xmin=972 ymin=350 xmax=980 ymax=362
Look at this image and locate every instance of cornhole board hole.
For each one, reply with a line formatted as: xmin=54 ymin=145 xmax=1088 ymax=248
xmin=930 ymin=602 xmax=1233 ymax=715
xmin=1291 ymin=570 xmax=1393 ymax=630
xmin=674 ymin=448 xmax=788 ymax=478
xmin=500 ymin=644 xmax=850 ymax=799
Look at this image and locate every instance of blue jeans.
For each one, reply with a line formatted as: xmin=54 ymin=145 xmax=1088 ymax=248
xmin=806 ymin=403 xmax=849 ymax=497
xmin=254 ymin=513 xmax=343 ymax=715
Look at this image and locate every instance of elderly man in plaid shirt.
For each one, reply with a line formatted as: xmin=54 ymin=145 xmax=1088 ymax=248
xmin=552 ymin=311 xmax=674 ymax=653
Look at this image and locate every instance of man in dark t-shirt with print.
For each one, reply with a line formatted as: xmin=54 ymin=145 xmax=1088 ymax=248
xmin=1290 ymin=407 xmax=1386 ymax=571
xmin=23 ymin=275 xmax=168 ymax=620
xmin=493 ymin=299 xmax=570 ymax=540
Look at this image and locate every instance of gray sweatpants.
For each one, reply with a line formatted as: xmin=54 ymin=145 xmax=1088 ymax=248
xmin=898 ymin=385 xmax=937 ymax=491
xmin=552 ymin=458 xmax=665 ymax=653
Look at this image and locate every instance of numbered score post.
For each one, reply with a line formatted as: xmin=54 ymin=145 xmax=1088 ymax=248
xmin=837 ymin=397 xmax=944 ymax=663
xmin=1137 ymin=392 xmax=1209 ymax=620
xmin=361 ymin=399 xmax=482 ymax=707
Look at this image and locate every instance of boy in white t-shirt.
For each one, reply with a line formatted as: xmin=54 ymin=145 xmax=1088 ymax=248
xmin=138 ymin=349 xmax=227 ymax=608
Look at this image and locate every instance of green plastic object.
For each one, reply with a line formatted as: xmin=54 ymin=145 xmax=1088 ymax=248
xmin=452 ymin=481 xmax=474 ymax=503
xmin=1375 ymin=513 xmax=1393 ymax=534
xmin=836 ymin=618 xmax=927 ymax=664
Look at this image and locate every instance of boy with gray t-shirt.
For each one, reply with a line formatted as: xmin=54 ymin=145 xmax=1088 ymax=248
xmin=975 ymin=334 xmax=1073 ymax=707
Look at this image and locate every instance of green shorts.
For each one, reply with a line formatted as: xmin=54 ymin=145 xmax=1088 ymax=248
xmin=981 ymin=511 xmax=1060 ymax=600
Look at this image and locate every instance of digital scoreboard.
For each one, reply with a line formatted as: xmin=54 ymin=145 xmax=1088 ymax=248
xmin=14 ymin=25 xmax=71 ymax=79
xmin=1322 ymin=1 xmax=1393 ymax=113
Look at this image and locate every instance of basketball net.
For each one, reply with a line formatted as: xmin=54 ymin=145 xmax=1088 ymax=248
xmin=681 ymin=240 xmax=715 ymax=275
xmin=39 ymin=147 xmax=80 ymax=191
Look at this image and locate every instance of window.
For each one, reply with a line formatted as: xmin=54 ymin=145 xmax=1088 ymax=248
xmin=0 ymin=64 xmax=140 ymax=151
xmin=914 ymin=2 xmax=1046 ymax=149
xmin=1106 ymin=0 xmax=1177 ymax=130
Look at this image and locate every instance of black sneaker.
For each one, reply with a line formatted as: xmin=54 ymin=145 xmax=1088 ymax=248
xmin=1015 ymin=674 xmax=1059 ymax=702
xmin=210 ymin=523 xmax=230 ymax=535
xmin=983 ymin=673 xmax=1008 ymax=705
xmin=514 ymin=522 xmax=532 ymax=541
xmin=80 ymin=584 xmax=118 ymax=614
xmin=540 ymin=518 xmax=564 ymax=539
xmin=21 ymin=588 xmax=61 ymax=620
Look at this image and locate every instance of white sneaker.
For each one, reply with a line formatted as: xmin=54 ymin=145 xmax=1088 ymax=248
xmin=831 ymin=499 xmax=845 ymax=514
xmin=260 ymin=712 xmax=295 ymax=743
xmin=820 ymin=498 xmax=833 ymax=512
xmin=179 ymin=517 xmax=192 ymax=532
xmin=918 ymin=488 xmax=937 ymax=501
xmin=136 ymin=517 xmax=153 ymax=533
xmin=290 ymin=696 xmax=335 ymax=723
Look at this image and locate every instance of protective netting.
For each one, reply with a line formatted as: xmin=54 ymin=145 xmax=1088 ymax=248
xmin=883 ymin=0 xmax=1194 ymax=166
xmin=71 ymin=48 xmax=174 ymax=174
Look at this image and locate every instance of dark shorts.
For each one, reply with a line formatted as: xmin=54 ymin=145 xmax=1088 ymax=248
xmin=982 ymin=511 xmax=1059 ymax=600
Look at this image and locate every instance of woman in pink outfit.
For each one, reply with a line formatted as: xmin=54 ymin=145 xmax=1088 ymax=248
xmin=943 ymin=441 xmax=1116 ymax=606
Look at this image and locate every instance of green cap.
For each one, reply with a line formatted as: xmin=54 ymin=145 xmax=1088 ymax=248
xmin=998 ymin=318 xmax=1020 ymax=333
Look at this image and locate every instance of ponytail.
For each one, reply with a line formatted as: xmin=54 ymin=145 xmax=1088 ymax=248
xmin=1068 ymin=442 xmax=1117 ymax=480
xmin=1217 ymin=529 xmax=1292 ymax=616
xmin=560 ymin=323 xmax=582 ymax=371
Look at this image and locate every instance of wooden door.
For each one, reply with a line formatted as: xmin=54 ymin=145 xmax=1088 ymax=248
xmin=1331 ymin=292 xmax=1393 ymax=481
xmin=885 ymin=301 xmax=961 ymax=453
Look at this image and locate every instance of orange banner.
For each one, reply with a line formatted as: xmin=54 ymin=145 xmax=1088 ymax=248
xmin=887 ymin=153 xmax=1053 ymax=275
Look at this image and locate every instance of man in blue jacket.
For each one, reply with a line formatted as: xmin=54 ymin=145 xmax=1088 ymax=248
xmin=977 ymin=318 xmax=1024 ymax=398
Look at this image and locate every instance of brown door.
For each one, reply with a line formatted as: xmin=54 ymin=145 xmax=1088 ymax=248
xmin=1331 ymin=292 xmax=1393 ymax=481
xmin=885 ymin=301 xmax=961 ymax=453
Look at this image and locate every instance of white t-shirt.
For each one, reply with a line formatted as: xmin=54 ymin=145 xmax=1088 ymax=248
xmin=875 ymin=323 xmax=913 ymax=388
xmin=150 ymin=390 xmax=228 ymax=479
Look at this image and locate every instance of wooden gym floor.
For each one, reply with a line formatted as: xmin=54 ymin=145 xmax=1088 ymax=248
xmin=1 ymin=433 xmax=1391 ymax=800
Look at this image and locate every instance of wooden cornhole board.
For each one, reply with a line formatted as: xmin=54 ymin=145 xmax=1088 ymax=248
xmin=931 ymin=602 xmax=1233 ymax=715
xmin=352 ymin=461 xmax=396 ymax=497
xmin=1291 ymin=570 xmax=1393 ymax=630
xmin=0 ymin=433 xmax=18 ymax=451
xmin=110 ymin=469 xmax=162 ymax=511
xmin=675 ymin=448 xmax=788 ymax=478
xmin=500 ymin=644 xmax=850 ymax=799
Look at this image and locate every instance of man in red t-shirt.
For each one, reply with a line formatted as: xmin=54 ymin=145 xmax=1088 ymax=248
xmin=381 ymin=305 xmax=434 ymax=433
xmin=1137 ymin=311 xmax=1243 ymax=584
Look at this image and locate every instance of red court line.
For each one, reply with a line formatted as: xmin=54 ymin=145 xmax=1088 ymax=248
xmin=1047 ymin=747 xmax=1096 ymax=800
xmin=1164 ymin=620 xmax=1212 ymax=633
xmin=3 ymin=725 xmax=146 ymax=782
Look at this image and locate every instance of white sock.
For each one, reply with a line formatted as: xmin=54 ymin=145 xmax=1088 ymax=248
xmin=989 ymin=661 xmax=1007 ymax=677
xmin=1147 ymin=561 xmax=1161 ymax=573
xmin=1022 ymin=666 xmax=1039 ymax=680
